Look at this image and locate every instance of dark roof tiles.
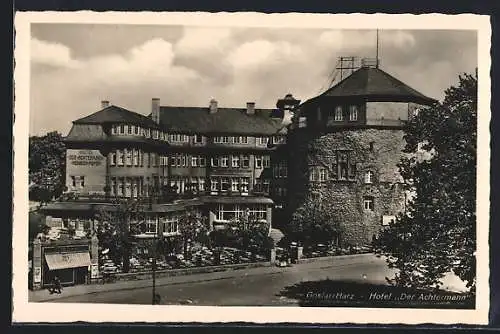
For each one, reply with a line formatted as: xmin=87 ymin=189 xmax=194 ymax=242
xmin=159 ymin=106 xmax=284 ymax=135
xmin=308 ymin=67 xmax=436 ymax=105
xmin=74 ymin=105 xmax=160 ymax=129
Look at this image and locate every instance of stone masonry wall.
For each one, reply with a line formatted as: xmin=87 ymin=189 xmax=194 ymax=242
xmin=288 ymin=128 xmax=407 ymax=246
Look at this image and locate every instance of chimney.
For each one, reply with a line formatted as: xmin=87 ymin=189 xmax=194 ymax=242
xmin=101 ymin=100 xmax=110 ymax=109
xmin=246 ymin=102 xmax=256 ymax=115
xmin=151 ymin=98 xmax=160 ymax=124
xmin=209 ymin=99 xmax=218 ymax=114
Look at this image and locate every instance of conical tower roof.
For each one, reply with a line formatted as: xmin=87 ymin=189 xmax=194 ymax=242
xmin=308 ymin=66 xmax=436 ymax=105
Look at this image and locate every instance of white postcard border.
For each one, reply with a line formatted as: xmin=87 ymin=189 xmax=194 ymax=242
xmin=13 ymin=11 xmax=491 ymax=324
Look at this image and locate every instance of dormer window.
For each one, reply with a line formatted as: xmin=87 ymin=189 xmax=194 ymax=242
xmin=334 ymin=106 xmax=343 ymax=121
xmin=120 ymin=124 xmax=125 ymax=134
xmin=349 ymin=105 xmax=358 ymax=121
xmin=128 ymin=125 xmax=133 ymax=135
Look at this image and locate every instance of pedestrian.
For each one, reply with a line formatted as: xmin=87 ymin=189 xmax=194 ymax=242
xmin=54 ymin=276 xmax=62 ymax=294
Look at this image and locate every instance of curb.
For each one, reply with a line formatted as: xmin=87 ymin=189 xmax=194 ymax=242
xmin=30 ymin=253 xmax=376 ymax=302
xmin=32 ymin=265 xmax=288 ymax=302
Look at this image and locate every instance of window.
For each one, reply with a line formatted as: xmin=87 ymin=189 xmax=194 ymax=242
xmin=117 ymin=150 xmax=124 ymax=166
xmin=221 ymin=156 xmax=229 ymax=167
xmin=338 ymin=152 xmax=348 ymax=180
xmin=309 ymin=167 xmax=320 ymax=182
xmin=135 ymin=126 xmax=139 ymax=135
xmin=240 ymin=177 xmax=249 ymax=193
xmin=133 ymin=149 xmax=139 ymax=166
xmin=146 ymin=217 xmax=157 ymax=234
xmin=71 ymin=176 xmax=76 ymax=187
xmin=349 ymin=105 xmax=358 ymax=121
xmin=272 ymin=136 xmax=286 ymax=145
xmin=232 ymin=155 xmax=240 ymax=168
xmin=199 ymin=156 xmax=206 ymax=167
xmin=233 ymin=136 xmax=248 ymax=144
xmin=231 ymin=178 xmax=239 ymax=192
xmin=215 ymin=204 xmax=267 ymax=221
xmin=110 ymin=178 xmax=116 ymax=196
xmin=211 ymin=157 xmax=219 ymax=167
xmin=263 ymin=155 xmax=271 ymax=168
xmin=111 ymin=125 xmax=116 ymax=135
xmin=120 ymin=124 xmax=125 ymax=134
xmin=241 ymin=155 xmax=250 ymax=168
xmin=160 ymin=156 xmax=168 ymax=166
xmin=211 ymin=177 xmax=219 ymax=192
xmin=364 ymin=171 xmax=374 ymax=184
xmin=273 ymin=161 xmax=287 ymax=178
xmin=319 ymin=168 xmax=328 ymax=181
xmin=181 ymin=154 xmax=186 ymax=167
xmin=153 ymin=130 xmax=159 ymax=139
xmin=369 ymin=141 xmax=375 ymax=152
xmin=255 ymin=156 xmax=262 ymax=168
xmin=169 ymin=134 xmax=188 ymax=142
xmin=194 ymin=134 xmax=203 ymax=144
xmin=221 ymin=177 xmax=230 ymax=191
xmin=199 ymin=178 xmax=206 ymax=192
xmin=117 ymin=178 xmax=124 ymax=197
xmin=334 ymin=106 xmax=343 ymax=121
xmin=191 ymin=156 xmax=199 ymax=167
xmin=364 ymin=197 xmax=374 ymax=211
xmin=110 ymin=152 xmax=116 ymax=166
xmin=125 ymin=178 xmax=131 ymax=197
xmin=258 ymin=137 xmax=269 ymax=146
xmin=263 ymin=179 xmax=270 ymax=193
xmin=215 ymin=136 xmax=230 ymax=143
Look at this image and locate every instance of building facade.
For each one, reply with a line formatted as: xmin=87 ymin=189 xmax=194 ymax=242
xmin=284 ymin=66 xmax=435 ymax=246
xmin=43 ymin=96 xmax=296 ymax=249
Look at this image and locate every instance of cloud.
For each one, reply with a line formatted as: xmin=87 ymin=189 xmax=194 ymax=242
xmin=29 ymin=27 xmax=477 ymax=137
xmin=31 ymin=38 xmax=82 ymax=68
xmin=174 ymin=27 xmax=233 ymax=57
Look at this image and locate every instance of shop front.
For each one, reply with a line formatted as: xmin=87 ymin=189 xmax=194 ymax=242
xmin=43 ymin=249 xmax=92 ymax=286
xmin=31 ymin=237 xmax=99 ymax=290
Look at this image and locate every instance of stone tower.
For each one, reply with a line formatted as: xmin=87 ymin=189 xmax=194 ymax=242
xmin=286 ymin=65 xmax=436 ymax=246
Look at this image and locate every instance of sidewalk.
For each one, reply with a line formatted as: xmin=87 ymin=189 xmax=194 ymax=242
xmin=29 ymin=253 xmax=375 ymax=302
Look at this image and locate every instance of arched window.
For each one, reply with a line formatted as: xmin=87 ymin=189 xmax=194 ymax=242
xmin=334 ymin=106 xmax=343 ymax=121
xmin=349 ymin=105 xmax=358 ymax=121
xmin=364 ymin=171 xmax=374 ymax=184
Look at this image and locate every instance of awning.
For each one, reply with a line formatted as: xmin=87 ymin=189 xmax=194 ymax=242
xmin=45 ymin=252 xmax=91 ymax=270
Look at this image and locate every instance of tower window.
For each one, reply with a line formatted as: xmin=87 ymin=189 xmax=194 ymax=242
xmin=369 ymin=141 xmax=375 ymax=151
xmin=364 ymin=171 xmax=374 ymax=184
xmin=364 ymin=196 xmax=374 ymax=211
xmin=334 ymin=106 xmax=343 ymax=121
xmin=349 ymin=105 xmax=358 ymax=121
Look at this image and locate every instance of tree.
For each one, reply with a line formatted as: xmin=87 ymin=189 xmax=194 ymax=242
xmin=29 ymin=131 xmax=66 ymax=203
xmin=178 ymin=211 xmax=209 ymax=258
xmin=375 ymin=71 xmax=477 ymax=291
xmin=29 ymin=210 xmax=49 ymax=242
xmin=287 ymin=199 xmax=343 ymax=247
xmin=94 ymin=198 xmax=142 ymax=273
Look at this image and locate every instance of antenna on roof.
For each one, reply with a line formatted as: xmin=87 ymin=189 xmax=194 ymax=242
xmin=376 ymin=29 xmax=380 ymax=68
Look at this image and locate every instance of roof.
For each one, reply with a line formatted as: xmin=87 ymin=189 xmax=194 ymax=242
xmin=73 ymin=105 xmax=160 ymax=129
xmin=201 ymin=196 xmax=274 ymax=205
xmin=159 ymin=106 xmax=284 ymax=135
xmin=306 ymin=66 xmax=436 ymax=105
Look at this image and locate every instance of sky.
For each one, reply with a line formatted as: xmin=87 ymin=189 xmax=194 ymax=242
xmin=29 ymin=24 xmax=477 ymax=136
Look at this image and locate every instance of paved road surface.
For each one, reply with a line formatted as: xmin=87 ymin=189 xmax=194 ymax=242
xmin=50 ymin=255 xmax=396 ymax=306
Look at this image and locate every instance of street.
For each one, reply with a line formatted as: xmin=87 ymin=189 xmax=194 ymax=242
xmin=45 ymin=255 xmax=398 ymax=306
